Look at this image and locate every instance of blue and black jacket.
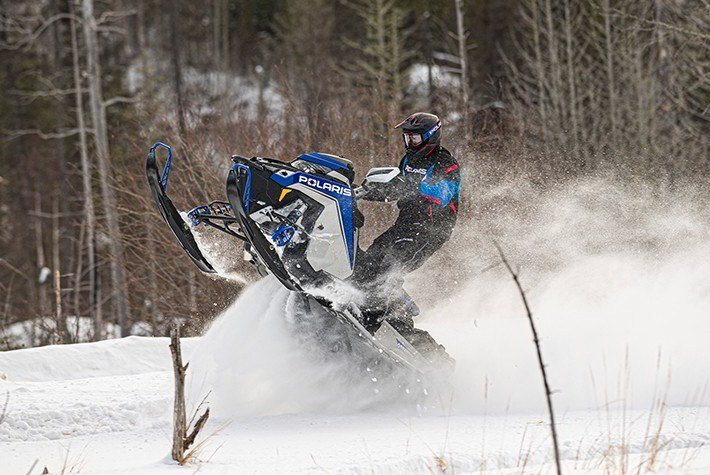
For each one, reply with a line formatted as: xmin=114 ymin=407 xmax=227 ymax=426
xmin=363 ymin=146 xmax=460 ymax=237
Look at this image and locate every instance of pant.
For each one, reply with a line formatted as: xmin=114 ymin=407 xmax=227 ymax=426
xmin=349 ymin=218 xmax=455 ymax=366
xmin=350 ymin=220 xmax=449 ymax=325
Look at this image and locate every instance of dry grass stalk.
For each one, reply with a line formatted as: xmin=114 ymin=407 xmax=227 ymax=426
xmin=494 ymin=242 xmax=562 ymax=475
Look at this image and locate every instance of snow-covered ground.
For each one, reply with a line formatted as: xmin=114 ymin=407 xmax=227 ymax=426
xmin=2 ymin=277 xmax=709 ymax=474
xmin=1 ymin=335 xmax=709 ymax=474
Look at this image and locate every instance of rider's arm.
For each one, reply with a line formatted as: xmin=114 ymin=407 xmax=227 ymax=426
xmin=358 ymin=156 xmax=411 ymax=202
xmin=358 ymin=176 xmax=407 ymax=202
xmin=418 ymin=156 xmax=461 ymax=207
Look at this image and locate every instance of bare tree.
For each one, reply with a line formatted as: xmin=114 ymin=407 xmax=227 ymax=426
xmin=68 ymin=0 xmax=98 ymax=340
xmin=170 ymin=323 xmax=210 ymax=464
xmin=504 ymin=0 xmax=708 ymax=174
xmin=168 ymin=0 xmax=186 ymax=135
xmin=33 ymin=193 xmax=49 ymax=322
xmin=51 ymin=201 xmax=70 ymax=343
xmin=454 ymin=0 xmax=470 ymax=140
xmin=81 ymin=0 xmax=131 ymax=337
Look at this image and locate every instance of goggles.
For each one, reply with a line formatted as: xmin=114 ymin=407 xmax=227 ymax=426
xmin=402 ymin=122 xmax=441 ymax=149
xmin=403 ymin=132 xmax=423 ymax=148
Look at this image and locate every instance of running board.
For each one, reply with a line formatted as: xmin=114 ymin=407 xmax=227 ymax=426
xmin=373 ymin=321 xmax=434 ymax=373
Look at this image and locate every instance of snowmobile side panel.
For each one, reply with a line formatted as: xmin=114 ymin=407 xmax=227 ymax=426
xmin=146 ymin=144 xmax=216 ymax=273
xmin=226 ymin=155 xmax=357 ymax=287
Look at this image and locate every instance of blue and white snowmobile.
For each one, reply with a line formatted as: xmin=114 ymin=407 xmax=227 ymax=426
xmin=145 ymin=142 xmax=450 ymax=387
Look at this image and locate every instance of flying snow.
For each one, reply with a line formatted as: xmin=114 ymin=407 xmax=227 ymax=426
xmin=186 ymin=175 xmax=710 ymax=420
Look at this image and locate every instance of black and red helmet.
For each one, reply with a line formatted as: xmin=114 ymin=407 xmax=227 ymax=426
xmin=394 ymin=112 xmax=442 ymax=156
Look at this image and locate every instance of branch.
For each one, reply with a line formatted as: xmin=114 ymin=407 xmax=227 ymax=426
xmin=0 ymin=13 xmax=80 ymax=51
xmin=96 ymin=25 xmax=128 ymax=35
xmin=103 ymin=96 xmax=137 ymax=108
xmin=9 ymin=87 xmax=88 ymax=105
xmin=609 ymin=8 xmax=710 ymax=40
xmin=95 ymin=9 xmax=137 ymax=26
xmin=1 ymin=128 xmax=86 ymax=142
xmin=184 ymin=408 xmax=210 ymax=450
xmin=9 ymin=87 xmax=85 ymax=98
xmin=494 ymin=241 xmax=562 ymax=475
xmin=0 ymin=258 xmax=30 ymax=282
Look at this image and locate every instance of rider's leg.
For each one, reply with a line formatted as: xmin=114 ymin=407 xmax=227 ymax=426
xmin=350 ymin=222 xmax=448 ymax=328
xmin=356 ymin=223 xmax=455 ymax=367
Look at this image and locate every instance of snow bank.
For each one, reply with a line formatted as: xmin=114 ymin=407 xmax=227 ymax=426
xmin=0 ymin=336 xmax=200 ymax=442
xmin=0 ymin=372 xmax=173 ymax=442
xmin=0 ymin=336 xmax=196 ymax=382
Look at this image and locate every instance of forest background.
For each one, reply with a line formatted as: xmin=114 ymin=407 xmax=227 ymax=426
xmin=0 ymin=0 xmax=707 ymax=348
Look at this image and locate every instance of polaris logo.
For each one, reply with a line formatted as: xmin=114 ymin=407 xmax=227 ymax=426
xmin=404 ymin=165 xmax=427 ymax=175
xmin=298 ymin=175 xmax=352 ymax=196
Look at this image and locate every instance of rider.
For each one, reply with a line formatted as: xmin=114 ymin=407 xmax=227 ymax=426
xmin=351 ymin=112 xmax=460 ymax=361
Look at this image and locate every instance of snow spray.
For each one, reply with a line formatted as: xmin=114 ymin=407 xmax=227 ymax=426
xmin=187 ymin=176 xmax=709 ymax=419
xmin=412 ymin=176 xmax=710 ymax=414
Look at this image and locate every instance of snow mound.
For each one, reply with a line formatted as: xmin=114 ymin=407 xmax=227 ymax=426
xmin=0 ymin=336 xmax=200 ymax=442
xmin=0 ymin=336 xmax=196 ymax=382
xmin=0 ymin=372 xmax=172 ymax=442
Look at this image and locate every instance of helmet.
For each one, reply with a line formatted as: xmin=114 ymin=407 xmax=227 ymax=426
xmin=394 ymin=112 xmax=442 ymax=156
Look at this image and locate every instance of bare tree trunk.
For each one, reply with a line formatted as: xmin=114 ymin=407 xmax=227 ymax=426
xmin=653 ymin=0 xmax=674 ymax=184
xmin=221 ymin=0 xmax=229 ymax=69
xmin=602 ymin=0 xmax=617 ymax=144
xmin=423 ymin=11 xmax=435 ymax=108
xmin=81 ymin=0 xmax=131 ymax=337
xmin=531 ymin=0 xmax=548 ymax=141
xmin=143 ymin=213 xmax=161 ymax=335
xmin=563 ymin=0 xmax=578 ymax=156
xmin=188 ymin=267 xmax=197 ymax=319
xmin=212 ymin=0 xmax=221 ymax=66
xmin=455 ymin=0 xmax=470 ymax=141
xmin=169 ymin=0 xmax=186 ymax=135
xmin=170 ymin=323 xmax=210 ymax=464
xmin=543 ymin=0 xmax=562 ymax=134
xmin=34 ymin=193 xmax=48 ymax=320
xmin=69 ymin=0 xmax=98 ymax=340
xmin=52 ymin=201 xmax=70 ymax=343
xmin=389 ymin=7 xmax=403 ymax=121
xmin=170 ymin=324 xmax=187 ymax=462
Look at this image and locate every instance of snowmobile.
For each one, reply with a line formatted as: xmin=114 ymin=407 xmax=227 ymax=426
xmin=145 ymin=142 xmax=452 ymax=388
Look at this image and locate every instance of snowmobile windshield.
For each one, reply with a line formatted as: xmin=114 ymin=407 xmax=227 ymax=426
xmin=403 ymin=132 xmax=423 ymax=148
